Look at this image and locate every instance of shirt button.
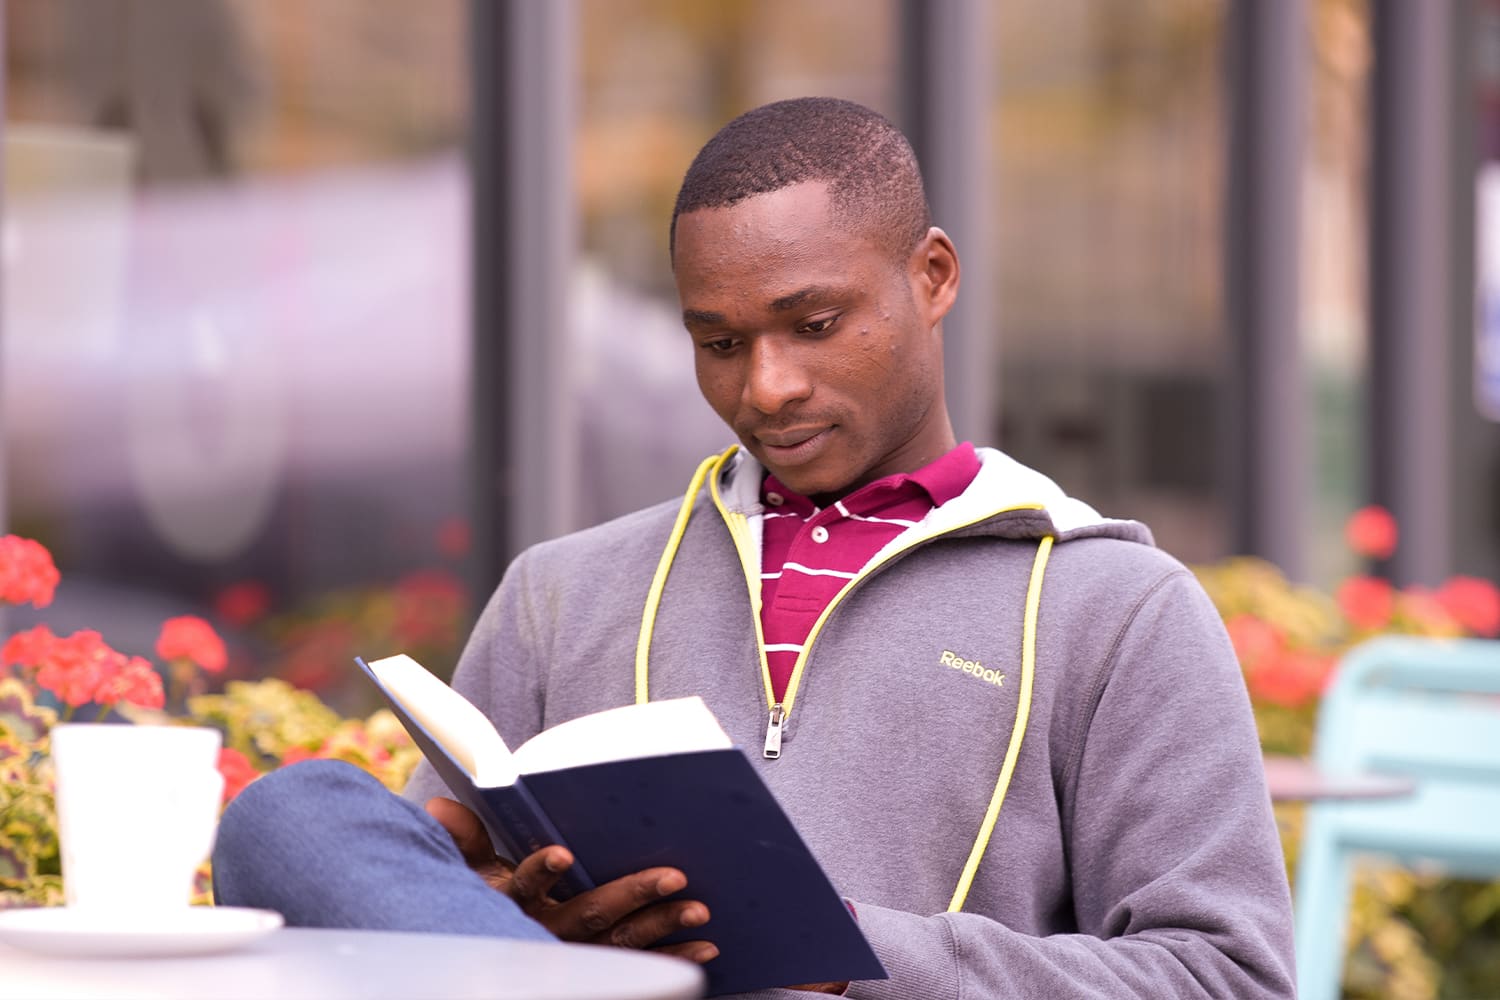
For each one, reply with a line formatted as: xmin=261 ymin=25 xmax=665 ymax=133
xmin=811 ymin=526 xmax=830 ymax=544
xmin=766 ymin=492 xmax=784 ymax=507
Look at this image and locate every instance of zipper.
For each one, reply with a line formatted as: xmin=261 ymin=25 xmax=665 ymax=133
xmin=763 ymin=703 xmax=786 ymax=759
xmin=706 ymin=451 xmax=1046 ymax=758
xmin=775 ymin=510 xmax=1033 ymax=715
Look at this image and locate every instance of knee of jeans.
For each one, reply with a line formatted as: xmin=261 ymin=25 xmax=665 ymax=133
xmin=216 ymin=759 xmax=383 ymax=864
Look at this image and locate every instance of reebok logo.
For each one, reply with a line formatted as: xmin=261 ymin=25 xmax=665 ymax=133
xmin=940 ymin=649 xmax=1006 ymax=687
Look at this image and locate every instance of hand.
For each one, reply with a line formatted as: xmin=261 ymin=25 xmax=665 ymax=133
xmin=425 ymin=796 xmax=718 ymax=963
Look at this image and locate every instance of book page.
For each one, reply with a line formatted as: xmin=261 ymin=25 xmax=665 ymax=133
xmin=513 ymin=696 xmax=732 ymax=775
xmin=366 ymin=654 xmax=520 ymax=786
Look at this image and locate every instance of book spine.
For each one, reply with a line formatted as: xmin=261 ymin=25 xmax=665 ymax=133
xmin=481 ymin=781 xmax=596 ymax=900
xmin=353 ymin=656 xmax=595 ymax=901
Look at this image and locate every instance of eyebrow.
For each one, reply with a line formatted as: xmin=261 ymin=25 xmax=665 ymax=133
xmin=770 ymin=285 xmax=842 ymax=312
xmin=681 ymin=285 xmax=849 ymax=329
xmin=682 ymin=308 xmax=725 ymax=328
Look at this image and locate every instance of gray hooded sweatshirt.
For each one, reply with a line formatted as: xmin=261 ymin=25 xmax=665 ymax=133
xmin=405 ymin=447 xmax=1297 ymax=999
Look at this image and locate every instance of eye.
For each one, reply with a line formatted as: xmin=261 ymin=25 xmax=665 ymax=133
xmin=798 ymin=315 xmax=839 ymax=335
xmin=700 ymin=337 xmax=738 ymax=356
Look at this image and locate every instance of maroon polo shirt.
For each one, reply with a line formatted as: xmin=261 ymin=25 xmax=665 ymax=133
xmin=759 ymin=442 xmax=982 ymax=701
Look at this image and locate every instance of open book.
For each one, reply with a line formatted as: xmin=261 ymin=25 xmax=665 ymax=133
xmin=356 ymin=654 xmax=886 ymax=996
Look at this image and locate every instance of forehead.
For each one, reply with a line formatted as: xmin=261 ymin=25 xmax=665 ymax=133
xmin=672 ymin=182 xmax=891 ymax=306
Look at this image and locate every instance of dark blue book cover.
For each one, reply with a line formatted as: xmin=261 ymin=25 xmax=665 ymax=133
xmin=356 ymin=656 xmax=887 ymax=996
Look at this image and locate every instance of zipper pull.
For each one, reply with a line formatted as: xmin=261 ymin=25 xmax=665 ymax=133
xmin=763 ymin=703 xmax=786 ymax=759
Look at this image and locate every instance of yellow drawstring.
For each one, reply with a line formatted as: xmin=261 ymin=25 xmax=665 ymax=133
xmin=948 ymin=534 xmax=1053 ymax=912
xmin=634 ymin=450 xmax=732 ymax=704
xmin=637 ymin=452 xmax=1053 ymax=912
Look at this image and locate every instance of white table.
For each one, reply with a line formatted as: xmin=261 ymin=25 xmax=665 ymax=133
xmin=0 ymin=926 xmax=705 ymax=1000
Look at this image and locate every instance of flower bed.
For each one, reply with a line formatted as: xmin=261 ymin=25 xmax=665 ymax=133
xmin=1193 ymin=507 xmax=1500 ymax=999
xmin=3 ymin=513 xmax=1499 ymax=996
xmin=0 ymin=536 xmax=419 ymax=908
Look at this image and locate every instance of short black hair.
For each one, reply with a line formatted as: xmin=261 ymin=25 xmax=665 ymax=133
xmin=669 ymin=97 xmax=931 ymax=263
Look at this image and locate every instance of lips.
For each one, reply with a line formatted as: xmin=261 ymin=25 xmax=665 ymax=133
xmin=754 ymin=427 xmax=829 ymax=449
xmin=747 ymin=426 xmax=836 ymax=469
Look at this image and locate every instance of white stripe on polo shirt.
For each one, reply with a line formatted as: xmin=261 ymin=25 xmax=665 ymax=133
xmin=759 ymin=443 xmax=982 ymax=702
xmin=832 ymin=501 xmax=919 ymax=528
xmin=779 ymin=562 xmax=860 ymax=579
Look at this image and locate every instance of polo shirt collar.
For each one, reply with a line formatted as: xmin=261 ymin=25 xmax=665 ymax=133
xmin=760 ymin=441 xmax=980 ymax=513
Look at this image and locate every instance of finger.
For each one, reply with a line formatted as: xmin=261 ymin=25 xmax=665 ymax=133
xmin=653 ymin=939 xmax=720 ymax=965
xmin=596 ymin=899 xmax=711 ymax=951
xmin=547 ymin=868 xmax=690 ymax=941
xmin=424 ymin=797 xmax=493 ymax=864
xmin=507 ymin=846 xmax=575 ymax=910
xmin=470 ymin=857 xmax=517 ymax=895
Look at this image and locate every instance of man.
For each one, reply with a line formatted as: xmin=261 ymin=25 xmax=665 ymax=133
xmin=215 ymin=97 xmax=1296 ymax=998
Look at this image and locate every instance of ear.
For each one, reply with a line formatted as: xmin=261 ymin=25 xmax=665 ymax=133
xmin=909 ymin=227 xmax=960 ymax=326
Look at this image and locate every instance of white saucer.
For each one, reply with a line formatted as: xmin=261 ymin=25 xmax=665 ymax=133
xmin=0 ymin=906 xmax=283 ymax=958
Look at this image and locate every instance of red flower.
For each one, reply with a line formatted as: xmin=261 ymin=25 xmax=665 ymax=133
xmin=436 ymin=517 xmax=471 ymax=559
xmin=213 ymin=581 xmax=272 ymax=628
xmin=278 ymin=620 xmax=358 ymax=692
xmin=391 ymin=570 xmax=467 ymax=649
xmin=1396 ymin=585 xmax=1461 ymax=633
xmin=278 ymin=745 xmax=320 ymax=768
xmin=1337 ymin=575 xmax=1396 ymax=632
xmin=217 ymin=747 xmax=261 ymax=805
xmin=2 ymin=624 xmax=58 ymax=669
xmin=34 ymin=630 xmax=126 ymax=708
xmin=1436 ymin=576 xmax=1500 ymax=637
xmin=96 ymin=656 xmax=165 ymax=711
xmin=1345 ymin=506 xmax=1398 ymax=560
xmin=1224 ymin=613 xmax=1282 ymax=670
xmin=1246 ymin=648 xmax=1335 ymax=708
xmin=0 ymin=535 xmax=60 ymax=608
xmin=156 ymin=616 xmax=228 ymax=673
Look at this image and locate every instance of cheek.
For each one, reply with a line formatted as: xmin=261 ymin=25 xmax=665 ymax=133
xmin=851 ymin=326 xmax=909 ymax=383
xmin=860 ymin=329 xmax=939 ymax=414
xmin=694 ymin=361 xmax=740 ymax=419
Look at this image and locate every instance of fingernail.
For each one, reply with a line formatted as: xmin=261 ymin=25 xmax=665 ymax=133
xmin=657 ymin=872 xmax=687 ymax=896
xmin=682 ymin=904 xmax=708 ymax=927
xmin=696 ymin=943 xmax=720 ymax=963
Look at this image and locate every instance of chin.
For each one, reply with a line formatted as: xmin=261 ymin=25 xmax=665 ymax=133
xmin=765 ymin=465 xmax=855 ymax=502
xmin=741 ymin=437 xmax=859 ymax=498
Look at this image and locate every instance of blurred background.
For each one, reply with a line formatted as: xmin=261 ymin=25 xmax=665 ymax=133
xmin=1 ymin=0 xmax=1496 ymax=704
xmin=4 ymin=3 xmax=1500 ymax=993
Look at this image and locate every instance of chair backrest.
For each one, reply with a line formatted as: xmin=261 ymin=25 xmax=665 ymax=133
xmin=1295 ymin=637 xmax=1500 ymax=999
xmin=1310 ymin=636 xmax=1500 ymax=877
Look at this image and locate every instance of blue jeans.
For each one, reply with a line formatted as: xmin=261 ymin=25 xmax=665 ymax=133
xmin=211 ymin=759 xmax=554 ymax=942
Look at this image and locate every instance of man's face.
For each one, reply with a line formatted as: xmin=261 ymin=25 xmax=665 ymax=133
xmin=673 ymin=181 xmax=957 ymax=502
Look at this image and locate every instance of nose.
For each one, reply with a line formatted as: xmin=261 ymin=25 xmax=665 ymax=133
xmin=742 ymin=336 xmax=813 ymax=416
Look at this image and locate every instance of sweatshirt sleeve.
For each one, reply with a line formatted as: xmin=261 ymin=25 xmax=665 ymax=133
xmin=825 ymin=570 xmax=1296 ymax=1000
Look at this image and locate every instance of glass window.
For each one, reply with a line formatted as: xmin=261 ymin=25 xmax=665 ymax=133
xmin=1305 ymin=0 xmax=1370 ymax=582
xmin=573 ymin=0 xmax=900 ymax=526
xmin=989 ymin=0 xmax=1370 ymax=581
xmin=3 ymin=0 xmax=472 ymax=710
xmin=991 ymin=0 xmax=1231 ymax=565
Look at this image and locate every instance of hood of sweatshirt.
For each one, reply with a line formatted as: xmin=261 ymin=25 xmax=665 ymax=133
xmin=709 ymin=445 xmax=1155 ymax=554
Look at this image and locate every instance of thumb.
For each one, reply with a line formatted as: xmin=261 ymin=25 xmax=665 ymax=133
xmin=425 ymin=796 xmax=494 ymax=863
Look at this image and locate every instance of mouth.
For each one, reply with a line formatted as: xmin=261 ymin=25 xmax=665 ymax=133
xmin=750 ymin=426 xmax=833 ymax=462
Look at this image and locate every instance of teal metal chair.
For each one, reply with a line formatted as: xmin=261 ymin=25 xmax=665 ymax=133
xmin=1293 ymin=636 xmax=1500 ymax=1000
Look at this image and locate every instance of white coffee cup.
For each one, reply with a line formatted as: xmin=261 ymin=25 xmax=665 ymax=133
xmin=50 ymin=723 xmax=226 ymax=911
